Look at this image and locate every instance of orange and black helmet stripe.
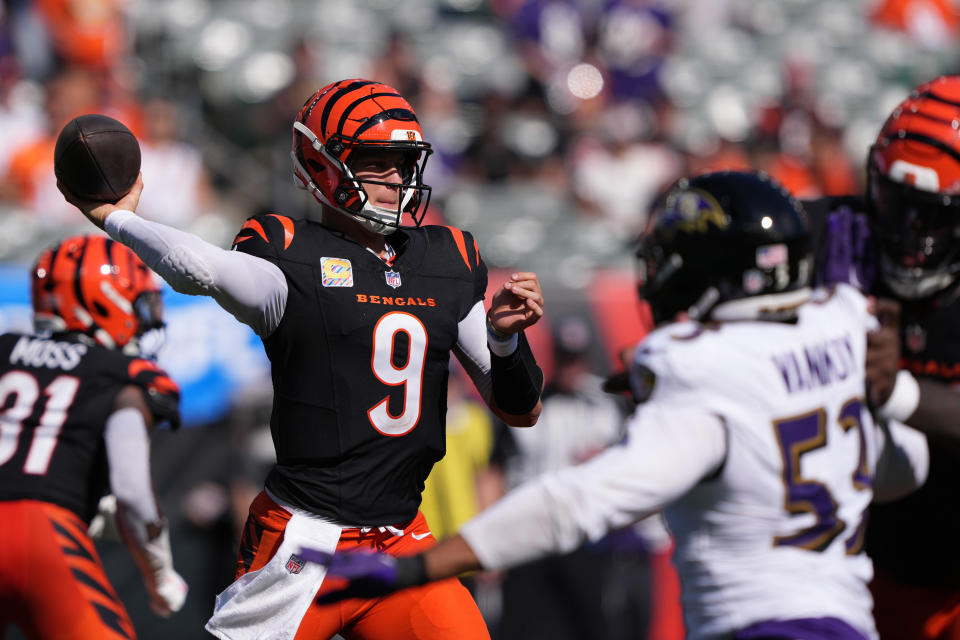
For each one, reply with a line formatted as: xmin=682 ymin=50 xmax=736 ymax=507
xmin=316 ymin=79 xmax=377 ymax=136
xmin=302 ymin=79 xmax=420 ymax=143
xmin=32 ymin=235 xmax=159 ymax=347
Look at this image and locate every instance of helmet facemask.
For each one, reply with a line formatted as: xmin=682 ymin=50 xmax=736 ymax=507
xmin=867 ymin=75 xmax=960 ymax=301
xmin=868 ymin=170 xmax=960 ymax=299
xmin=127 ymin=289 xmax=166 ymax=358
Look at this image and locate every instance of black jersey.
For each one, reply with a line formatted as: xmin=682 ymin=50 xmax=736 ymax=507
xmin=0 ymin=333 xmax=180 ymax=523
xmin=807 ymin=195 xmax=960 ymax=587
xmin=233 ymin=214 xmax=488 ymax=525
xmin=867 ymin=292 xmax=960 ymax=588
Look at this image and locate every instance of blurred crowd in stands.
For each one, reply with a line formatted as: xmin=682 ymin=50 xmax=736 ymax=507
xmin=2 ymin=0 xmax=958 ymax=266
xmin=0 ymin=0 xmax=959 ymax=638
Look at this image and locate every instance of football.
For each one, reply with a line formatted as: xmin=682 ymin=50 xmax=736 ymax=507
xmin=54 ymin=114 xmax=141 ymax=202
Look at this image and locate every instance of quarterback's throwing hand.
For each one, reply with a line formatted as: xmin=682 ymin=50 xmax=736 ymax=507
xmin=300 ymin=547 xmax=427 ymax=604
xmin=57 ymin=173 xmax=144 ymax=230
xmin=488 ymin=272 xmax=545 ymax=335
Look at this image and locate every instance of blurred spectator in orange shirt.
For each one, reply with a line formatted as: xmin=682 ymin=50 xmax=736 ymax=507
xmin=869 ymin=0 xmax=959 ymax=49
xmin=0 ymin=54 xmax=45 ymax=178
xmin=0 ymin=65 xmax=143 ymax=225
xmin=35 ymin=0 xmax=129 ymax=70
xmin=686 ymin=138 xmax=751 ymax=175
xmin=0 ymin=66 xmax=99 ymax=224
xmin=811 ymin=122 xmax=861 ymax=196
xmin=761 ymin=151 xmax=819 ymax=198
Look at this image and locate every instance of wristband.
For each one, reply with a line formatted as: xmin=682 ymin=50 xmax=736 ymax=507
xmin=877 ymin=370 xmax=920 ymax=422
xmin=487 ymin=318 xmax=518 ymax=357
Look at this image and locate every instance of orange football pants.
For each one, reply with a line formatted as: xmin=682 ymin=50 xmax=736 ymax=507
xmin=872 ymin=568 xmax=960 ymax=640
xmin=0 ymin=500 xmax=136 ymax=640
xmin=236 ymin=490 xmax=489 ymax=640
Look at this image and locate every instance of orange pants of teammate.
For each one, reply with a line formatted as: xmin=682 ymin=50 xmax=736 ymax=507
xmin=236 ymin=491 xmax=489 ymax=640
xmin=872 ymin=568 xmax=960 ymax=640
xmin=0 ymin=499 xmax=136 ymax=640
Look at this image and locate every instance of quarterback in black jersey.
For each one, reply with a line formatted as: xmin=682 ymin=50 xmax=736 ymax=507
xmin=62 ymin=79 xmax=545 ymax=640
xmin=806 ymin=75 xmax=960 ymax=640
xmin=0 ymin=235 xmax=186 ymax=640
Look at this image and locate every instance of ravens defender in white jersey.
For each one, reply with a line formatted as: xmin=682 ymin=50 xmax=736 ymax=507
xmin=305 ymin=171 xmax=931 ymax=640
xmin=61 ymin=78 xmax=546 ymax=640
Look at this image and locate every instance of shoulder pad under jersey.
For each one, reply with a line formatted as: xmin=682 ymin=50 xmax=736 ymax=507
xmin=420 ymin=225 xmax=485 ymax=274
xmin=127 ymin=358 xmax=181 ymax=428
xmin=231 ymin=213 xmax=297 ymax=259
xmin=425 ymin=225 xmax=487 ymax=302
xmin=629 ymin=321 xmax=711 ymax=404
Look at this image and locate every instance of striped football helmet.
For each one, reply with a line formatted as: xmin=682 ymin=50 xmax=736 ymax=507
xmin=291 ymin=79 xmax=433 ymax=234
xmin=31 ymin=234 xmax=163 ymax=350
xmin=868 ymin=75 xmax=960 ymax=300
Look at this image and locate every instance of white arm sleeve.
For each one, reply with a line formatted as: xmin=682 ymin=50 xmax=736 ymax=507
xmin=453 ymin=302 xmax=494 ymax=404
xmin=460 ymin=402 xmax=727 ymax=570
xmin=453 ymin=301 xmax=524 ymax=405
xmin=104 ymin=210 xmax=288 ymax=336
xmin=873 ymin=419 xmax=929 ymax=503
xmin=104 ymin=407 xmax=159 ymax=524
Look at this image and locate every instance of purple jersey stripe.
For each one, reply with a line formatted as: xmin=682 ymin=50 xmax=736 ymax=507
xmin=736 ymin=617 xmax=869 ymax=640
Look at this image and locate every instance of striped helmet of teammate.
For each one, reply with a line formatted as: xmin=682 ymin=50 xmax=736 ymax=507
xmin=867 ymin=74 xmax=960 ymax=301
xmin=291 ymin=78 xmax=433 ymax=234
xmin=31 ymin=234 xmax=164 ymax=350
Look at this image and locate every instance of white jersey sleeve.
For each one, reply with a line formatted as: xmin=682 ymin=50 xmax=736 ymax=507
xmin=104 ymin=210 xmax=288 ymax=336
xmin=460 ymin=400 xmax=726 ymax=570
xmin=453 ymin=302 xmax=493 ymax=404
xmin=104 ymin=407 xmax=159 ymax=524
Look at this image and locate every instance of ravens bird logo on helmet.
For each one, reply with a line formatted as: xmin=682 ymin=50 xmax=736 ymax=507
xmin=637 ymin=171 xmax=812 ymax=325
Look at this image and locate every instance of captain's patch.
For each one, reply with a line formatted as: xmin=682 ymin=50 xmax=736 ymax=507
xmin=321 ymin=257 xmax=354 ymax=287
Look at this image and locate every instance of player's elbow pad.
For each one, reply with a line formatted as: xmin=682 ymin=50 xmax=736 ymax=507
xmin=158 ymin=245 xmax=216 ymax=296
xmin=491 ymin=331 xmax=543 ymax=415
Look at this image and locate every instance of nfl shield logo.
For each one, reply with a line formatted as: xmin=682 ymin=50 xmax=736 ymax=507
xmin=285 ymin=554 xmax=305 ymax=574
xmin=385 ymin=270 xmax=402 ymax=289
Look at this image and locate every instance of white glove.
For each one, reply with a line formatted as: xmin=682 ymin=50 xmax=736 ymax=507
xmin=148 ymin=566 xmax=189 ymax=617
xmin=140 ymin=525 xmax=189 ymax=617
xmin=114 ymin=504 xmax=189 ymax=617
xmin=88 ymin=495 xmax=121 ymax=540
